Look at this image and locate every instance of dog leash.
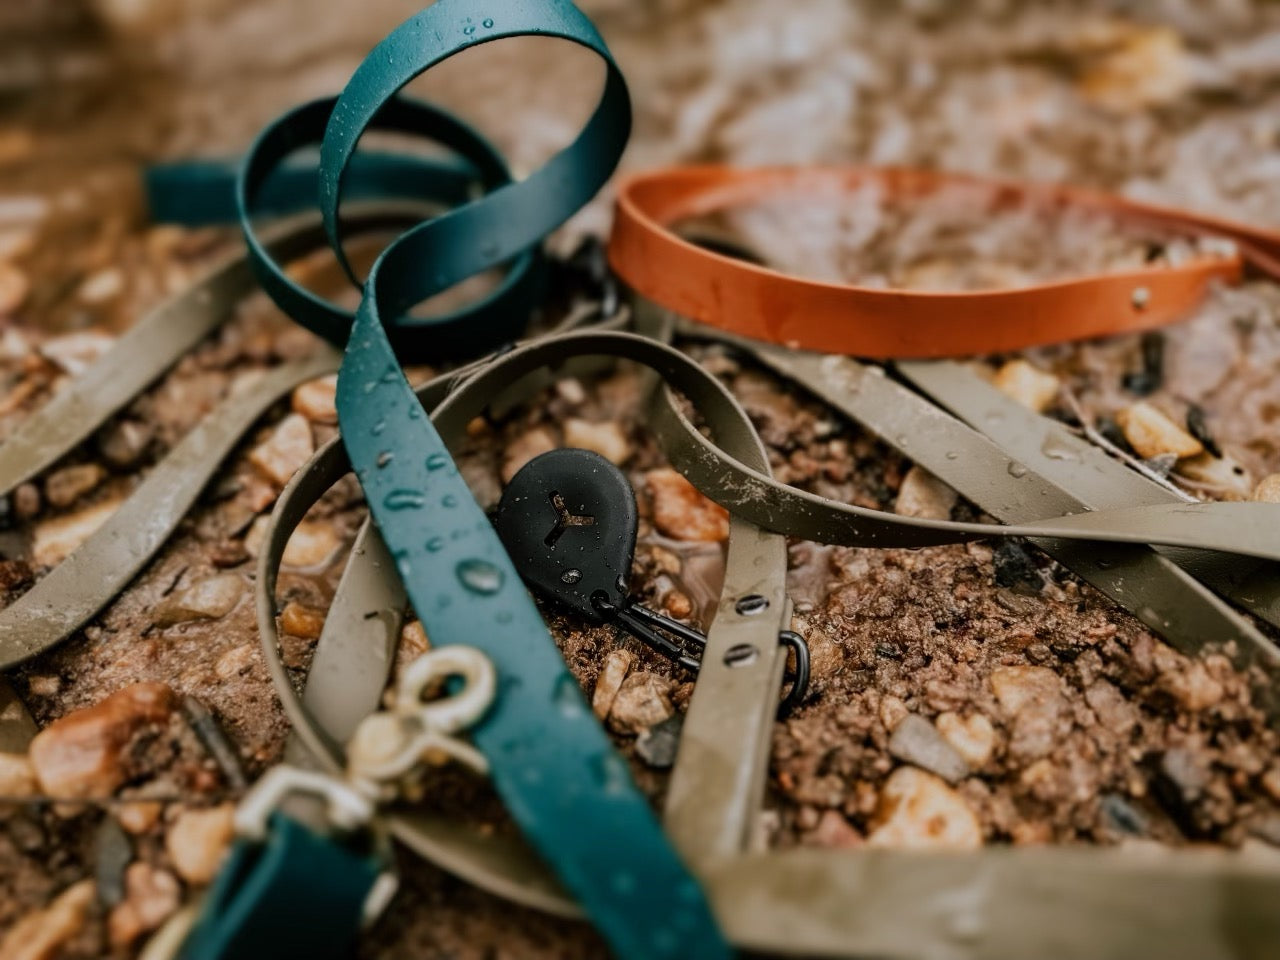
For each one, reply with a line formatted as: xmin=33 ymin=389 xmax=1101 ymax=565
xmin=609 ymin=165 xmax=1280 ymax=358
xmin=176 ymin=2 xmax=732 ymax=959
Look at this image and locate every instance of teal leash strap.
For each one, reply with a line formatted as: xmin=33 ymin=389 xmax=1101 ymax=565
xmin=321 ymin=2 xmax=730 ymax=957
xmin=180 ymin=815 xmax=381 ymax=960
xmin=173 ymin=1 xmax=730 ymax=957
xmin=146 ymin=150 xmax=476 ymax=227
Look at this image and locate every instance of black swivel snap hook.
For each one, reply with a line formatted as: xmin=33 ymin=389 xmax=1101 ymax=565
xmin=495 ymin=448 xmax=810 ymax=715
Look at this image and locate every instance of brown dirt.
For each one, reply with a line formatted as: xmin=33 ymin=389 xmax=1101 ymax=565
xmin=1 ymin=1 xmax=1279 ymax=958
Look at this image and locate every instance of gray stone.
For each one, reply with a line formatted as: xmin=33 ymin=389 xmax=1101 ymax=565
xmin=636 ymin=714 xmax=683 ymax=769
xmin=888 ymin=714 xmax=969 ymax=784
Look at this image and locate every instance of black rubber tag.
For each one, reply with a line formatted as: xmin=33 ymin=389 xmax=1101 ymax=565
xmin=495 ymin=448 xmax=636 ymax=622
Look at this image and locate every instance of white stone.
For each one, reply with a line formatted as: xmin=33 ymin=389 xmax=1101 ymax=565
xmin=607 ymin=671 xmax=674 ymax=735
xmin=936 ymin=711 xmax=996 ymax=768
xmin=248 ymin=413 xmax=314 ymax=486
xmin=993 ymin=360 xmax=1059 ymax=413
xmin=291 ymin=375 xmax=338 ymax=425
xmin=38 ymin=330 xmax=116 ymax=376
xmin=0 ymin=880 xmax=95 ymax=960
xmin=0 ymin=261 xmax=29 ymax=316
xmin=563 ymin=418 xmax=631 ymax=465
xmin=1115 ymin=402 xmax=1203 ymax=460
xmin=166 ymin=804 xmax=236 ymax=885
xmin=31 ymin=495 xmax=122 ymax=567
xmin=1176 ymin=452 xmax=1253 ymax=498
xmin=867 ymin=767 xmax=982 ymax=851
xmin=894 ymin=466 xmax=957 ymax=520
xmin=1254 ymin=474 xmax=1280 ymax=504
xmin=592 ymin=649 xmax=635 ymax=719
xmin=501 ymin=427 xmax=557 ymax=484
xmin=280 ymin=520 xmax=341 ymax=569
xmin=77 ymin=267 xmax=124 ymax=306
xmin=153 ymin=573 xmax=244 ymax=626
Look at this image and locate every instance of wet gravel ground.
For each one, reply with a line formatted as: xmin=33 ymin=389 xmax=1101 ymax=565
xmin=1 ymin=1 xmax=1279 ymax=957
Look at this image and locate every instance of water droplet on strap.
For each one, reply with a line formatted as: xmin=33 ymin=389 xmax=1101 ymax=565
xmin=590 ymin=752 xmax=629 ymax=795
xmin=553 ymin=673 xmax=584 ymax=717
xmin=456 ymin=558 xmax=504 ymax=595
xmin=376 ymin=451 xmax=394 ymax=468
xmin=384 ymin=489 xmax=424 ymax=510
xmin=561 ymin=568 xmax=583 ymax=584
xmin=1007 ymin=462 xmax=1028 ymax=478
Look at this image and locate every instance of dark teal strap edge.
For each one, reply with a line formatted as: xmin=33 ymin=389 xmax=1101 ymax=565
xmin=179 ymin=814 xmax=380 ymax=960
xmin=322 ymin=2 xmax=727 ymax=958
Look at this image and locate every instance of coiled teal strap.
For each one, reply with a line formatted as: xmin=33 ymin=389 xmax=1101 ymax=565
xmin=146 ymin=150 xmax=475 ymax=227
xmin=319 ymin=4 xmax=728 ymax=958
xmin=174 ymin=2 xmax=728 ymax=958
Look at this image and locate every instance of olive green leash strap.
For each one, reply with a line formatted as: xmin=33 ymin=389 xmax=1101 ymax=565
xmin=690 ymin=334 xmax=1280 ymax=679
xmin=288 ymin=3 xmax=731 ymax=957
xmin=257 ymin=332 xmax=1280 ymax=960
xmin=645 ymin=339 xmax=1280 ymax=562
xmin=895 ymin=358 xmax=1280 ymax=631
xmin=0 ymin=209 xmax=429 ymax=669
xmin=0 ymin=350 xmax=339 ymax=671
xmin=258 ymin=330 xmax=791 ymax=916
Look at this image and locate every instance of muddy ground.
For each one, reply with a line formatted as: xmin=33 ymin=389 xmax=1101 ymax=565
xmin=1 ymin=1 xmax=1279 ymax=957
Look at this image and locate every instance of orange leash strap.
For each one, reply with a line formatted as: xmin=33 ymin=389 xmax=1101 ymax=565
xmin=608 ymin=165 xmax=1280 ymax=358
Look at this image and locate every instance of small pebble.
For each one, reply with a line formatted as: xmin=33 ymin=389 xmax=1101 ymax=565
xmin=635 ymin=714 xmax=683 ymax=768
xmin=13 ymin=482 xmax=41 ymax=520
xmin=0 ymin=752 xmax=37 ymax=812
xmin=645 ymin=468 xmax=730 ymax=542
xmin=607 ymin=670 xmax=674 ymax=735
xmin=1159 ymin=661 xmax=1224 ymax=711
xmin=1114 ymin=401 xmax=1203 ymax=460
xmin=249 ymin=413 xmax=314 ymax=487
xmin=107 ymin=863 xmax=180 ymax=948
xmin=0 ymin=261 xmax=30 ymax=316
xmin=1098 ymin=793 xmax=1150 ymax=840
xmin=800 ymin=627 xmax=844 ymax=684
xmin=807 ymin=809 xmax=863 ymax=849
xmin=29 ymin=683 xmax=176 ymax=800
xmin=98 ymin=420 xmax=153 ymax=468
xmin=878 ymin=694 xmax=909 ymax=732
xmin=115 ymin=801 xmax=164 ymax=835
xmin=1253 ymin=474 xmax=1280 ymax=503
xmin=94 ymin=817 xmax=133 ymax=908
xmin=280 ymin=520 xmax=341 ymax=569
xmin=214 ymin=645 xmax=256 ymax=681
xmin=888 ymin=714 xmax=970 ymax=784
xmin=501 ymin=427 xmax=557 ymax=485
xmin=992 ymin=359 xmax=1060 ymax=413
xmin=0 ymin=879 xmax=95 ymax=960
xmin=866 ymin=767 xmax=982 ymax=850
xmin=44 ymin=463 xmax=105 ymax=509
xmin=153 ymin=573 xmax=244 ymax=627
xmin=291 ymin=375 xmax=338 ymax=425
xmin=26 ymin=675 xmax=58 ymax=697
xmin=563 ymin=418 xmax=631 ymax=465
xmin=591 ymin=649 xmax=635 ymax=720
xmin=935 ymin=711 xmax=996 ymax=768
xmin=166 ymin=803 xmax=235 ymax=885
xmin=894 ymin=465 xmax=957 ymax=520
xmin=1176 ymin=452 xmax=1253 ymax=499
xmin=661 ymin=590 xmax=693 ymax=619
xmin=77 ymin=267 xmax=124 ymax=306
xmin=39 ymin=330 xmax=115 ymax=376
xmin=279 ymin=601 xmax=325 ymax=640
xmin=31 ymin=494 xmax=123 ymax=567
